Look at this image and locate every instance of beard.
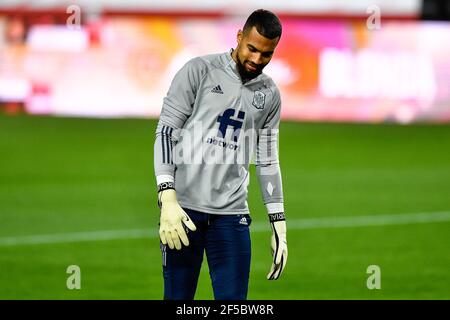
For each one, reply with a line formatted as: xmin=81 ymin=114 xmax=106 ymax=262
xmin=236 ymin=53 xmax=263 ymax=82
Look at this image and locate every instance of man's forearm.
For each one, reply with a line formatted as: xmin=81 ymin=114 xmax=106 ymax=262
xmin=255 ymin=163 xmax=284 ymax=213
xmin=154 ymin=122 xmax=176 ymax=185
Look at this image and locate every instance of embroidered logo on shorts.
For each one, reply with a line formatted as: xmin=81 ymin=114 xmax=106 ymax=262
xmin=239 ymin=216 xmax=248 ymax=225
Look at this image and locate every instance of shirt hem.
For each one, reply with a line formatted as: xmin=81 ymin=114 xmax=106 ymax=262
xmin=179 ymin=201 xmax=250 ymax=215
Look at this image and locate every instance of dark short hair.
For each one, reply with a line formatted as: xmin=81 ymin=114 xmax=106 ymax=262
xmin=243 ymin=9 xmax=282 ymax=40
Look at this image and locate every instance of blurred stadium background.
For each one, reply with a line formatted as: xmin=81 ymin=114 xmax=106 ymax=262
xmin=0 ymin=0 xmax=449 ymax=299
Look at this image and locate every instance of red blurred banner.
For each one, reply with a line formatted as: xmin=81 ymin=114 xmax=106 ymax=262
xmin=1 ymin=16 xmax=449 ymax=123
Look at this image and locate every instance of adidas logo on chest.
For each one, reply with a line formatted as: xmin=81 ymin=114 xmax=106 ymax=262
xmin=211 ymin=85 xmax=224 ymax=94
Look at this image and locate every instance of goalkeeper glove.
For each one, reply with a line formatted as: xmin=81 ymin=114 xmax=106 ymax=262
xmin=158 ymin=184 xmax=196 ymax=250
xmin=267 ymin=213 xmax=288 ymax=280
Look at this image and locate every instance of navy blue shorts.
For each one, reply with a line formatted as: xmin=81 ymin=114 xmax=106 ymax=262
xmin=160 ymin=208 xmax=252 ymax=300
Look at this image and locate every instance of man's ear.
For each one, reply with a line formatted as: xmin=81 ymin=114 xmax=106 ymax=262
xmin=237 ymin=29 xmax=243 ymax=45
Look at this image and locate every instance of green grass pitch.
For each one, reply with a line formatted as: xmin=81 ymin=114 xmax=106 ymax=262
xmin=0 ymin=114 xmax=449 ymax=299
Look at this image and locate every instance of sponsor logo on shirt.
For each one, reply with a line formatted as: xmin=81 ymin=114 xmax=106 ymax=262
xmin=205 ymin=108 xmax=246 ymax=152
xmin=216 ymin=108 xmax=245 ymax=142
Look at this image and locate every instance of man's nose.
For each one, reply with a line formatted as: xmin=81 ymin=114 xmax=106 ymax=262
xmin=251 ymin=52 xmax=263 ymax=65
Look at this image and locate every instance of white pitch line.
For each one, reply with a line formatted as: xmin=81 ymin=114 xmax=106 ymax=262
xmin=0 ymin=211 xmax=449 ymax=247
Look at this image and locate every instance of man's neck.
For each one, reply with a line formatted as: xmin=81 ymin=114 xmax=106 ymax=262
xmin=230 ymin=48 xmax=250 ymax=84
xmin=231 ymin=48 xmax=237 ymax=63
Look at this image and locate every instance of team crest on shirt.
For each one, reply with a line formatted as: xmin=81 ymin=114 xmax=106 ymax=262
xmin=252 ymin=90 xmax=266 ymax=109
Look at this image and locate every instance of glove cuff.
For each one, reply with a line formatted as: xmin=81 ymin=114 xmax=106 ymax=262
xmin=268 ymin=212 xmax=286 ymax=223
xmin=157 ymin=181 xmax=175 ymax=193
xmin=157 ymin=183 xmax=176 ymax=209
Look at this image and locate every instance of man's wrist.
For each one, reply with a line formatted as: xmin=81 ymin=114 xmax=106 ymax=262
xmin=156 ymin=174 xmax=174 ymax=185
xmin=265 ymin=202 xmax=284 ymax=214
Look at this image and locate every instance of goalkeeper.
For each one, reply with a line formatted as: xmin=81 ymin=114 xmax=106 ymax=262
xmin=154 ymin=9 xmax=287 ymax=300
